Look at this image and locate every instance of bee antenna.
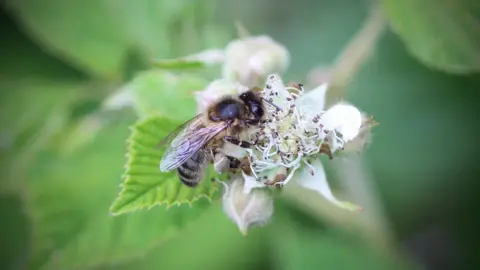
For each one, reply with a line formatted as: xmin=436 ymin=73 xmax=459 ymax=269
xmin=262 ymin=97 xmax=283 ymax=111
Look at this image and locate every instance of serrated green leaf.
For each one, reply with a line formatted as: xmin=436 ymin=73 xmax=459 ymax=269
xmin=27 ymin=118 xmax=214 ymax=270
xmin=381 ymin=0 xmax=480 ymax=73
xmin=125 ymin=70 xmax=208 ymax=121
xmin=110 ymin=116 xmax=220 ymax=215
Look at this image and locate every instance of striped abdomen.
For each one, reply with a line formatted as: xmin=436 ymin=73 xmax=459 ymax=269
xmin=177 ymin=150 xmax=207 ymax=187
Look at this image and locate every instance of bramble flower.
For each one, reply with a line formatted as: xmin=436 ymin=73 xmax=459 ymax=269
xmin=222 ymin=35 xmax=290 ymax=87
xmin=238 ymin=74 xmax=374 ymax=211
xmin=185 ymin=33 xmax=375 ymax=232
xmin=221 ymin=176 xmax=274 ymax=235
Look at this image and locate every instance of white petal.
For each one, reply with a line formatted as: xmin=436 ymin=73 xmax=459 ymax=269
xmin=242 ymin=170 xmax=266 ymax=194
xmin=322 ymin=103 xmax=363 ymax=142
xmin=219 ymin=143 xmax=248 ymax=160
xmin=297 ymin=83 xmax=328 ymax=112
xmin=263 ymin=74 xmax=290 ymax=109
xmin=294 ymin=159 xmax=362 ymax=211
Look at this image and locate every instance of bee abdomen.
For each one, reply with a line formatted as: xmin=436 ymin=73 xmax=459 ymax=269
xmin=177 ymin=166 xmax=199 ymax=187
xmin=177 ymin=151 xmax=206 ymax=187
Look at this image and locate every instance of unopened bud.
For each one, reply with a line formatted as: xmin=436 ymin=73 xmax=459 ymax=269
xmin=222 ymin=36 xmax=290 ymax=87
xmin=222 ymin=177 xmax=274 ymax=235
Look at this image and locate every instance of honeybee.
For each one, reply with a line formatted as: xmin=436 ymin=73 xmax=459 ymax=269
xmin=159 ymin=88 xmax=278 ymax=187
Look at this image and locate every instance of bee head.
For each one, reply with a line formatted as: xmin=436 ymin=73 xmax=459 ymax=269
xmin=238 ymin=90 xmax=257 ymax=103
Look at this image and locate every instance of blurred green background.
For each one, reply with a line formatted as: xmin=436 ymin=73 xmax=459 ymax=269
xmin=1 ymin=0 xmax=479 ymax=270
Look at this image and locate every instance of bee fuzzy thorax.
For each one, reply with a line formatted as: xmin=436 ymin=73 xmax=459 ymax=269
xmin=206 ymin=97 xmax=246 ymax=122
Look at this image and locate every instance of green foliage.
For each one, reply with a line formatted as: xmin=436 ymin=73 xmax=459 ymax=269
xmin=3 ymin=0 xmax=480 ymax=269
xmin=268 ymin=207 xmax=418 ymax=270
xmin=110 ymin=116 xmax=220 ymax=215
xmin=27 ymin=118 xmax=213 ymax=270
xmin=381 ymin=0 xmax=480 ymax=73
xmin=0 ymin=79 xmax=83 ymax=193
xmin=5 ymin=0 xmax=220 ymax=79
xmin=112 ymin=0 xmax=193 ymax=58
xmin=0 ymin=193 xmax=31 ymax=270
xmin=124 ymin=70 xmax=208 ymax=120
xmin=152 ymin=59 xmax=207 ymax=70
xmin=115 ymin=204 xmax=270 ymax=270
xmin=151 ymin=49 xmax=225 ymax=70
xmin=6 ymin=0 xmax=128 ymax=79
xmin=0 ymin=80 xmax=79 ymax=141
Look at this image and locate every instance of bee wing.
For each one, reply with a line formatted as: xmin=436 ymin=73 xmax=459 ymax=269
xmin=157 ymin=114 xmax=204 ymax=148
xmin=159 ymin=121 xmax=228 ymax=172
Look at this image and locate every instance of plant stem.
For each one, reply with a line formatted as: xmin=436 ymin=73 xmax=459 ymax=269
xmin=325 ymin=5 xmax=387 ymax=107
xmin=283 ymin=2 xmax=397 ymax=256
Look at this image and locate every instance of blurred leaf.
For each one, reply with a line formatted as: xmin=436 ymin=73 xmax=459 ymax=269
xmin=46 ymin=114 xmax=103 ymax=156
xmin=112 ymin=0 xmax=193 ymax=58
xmin=152 ymin=59 xmax=207 ymax=70
xmin=115 ymin=203 xmax=270 ymax=270
xmin=0 ymin=79 xmax=82 ymax=191
xmin=0 ymin=193 xmax=31 ymax=270
xmin=124 ymin=70 xmax=208 ymax=121
xmin=5 ymin=0 xmax=222 ymax=79
xmin=268 ymin=208 xmax=418 ymax=270
xmin=349 ymin=31 xmax=480 ymax=230
xmin=0 ymin=12 xmax=85 ymax=81
xmin=381 ymin=0 xmax=480 ymax=73
xmin=110 ymin=116 xmax=220 ymax=215
xmin=109 ymin=0 xmax=227 ymax=63
xmin=0 ymin=79 xmax=79 ymax=141
xmin=6 ymin=0 xmax=129 ymax=79
xmin=152 ymin=49 xmax=225 ymax=70
xmin=27 ymin=117 xmax=213 ymax=270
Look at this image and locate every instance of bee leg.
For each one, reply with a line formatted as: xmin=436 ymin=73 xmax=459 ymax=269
xmin=226 ymin=156 xmax=241 ymax=169
xmin=319 ymin=143 xmax=333 ymax=159
xmin=213 ymin=153 xmax=230 ymax=173
xmin=252 ymin=132 xmax=261 ymax=145
xmin=225 ymin=156 xmax=252 ymax=174
xmin=224 ymin=136 xmax=254 ymax=148
xmin=245 ymin=118 xmax=260 ymax=125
